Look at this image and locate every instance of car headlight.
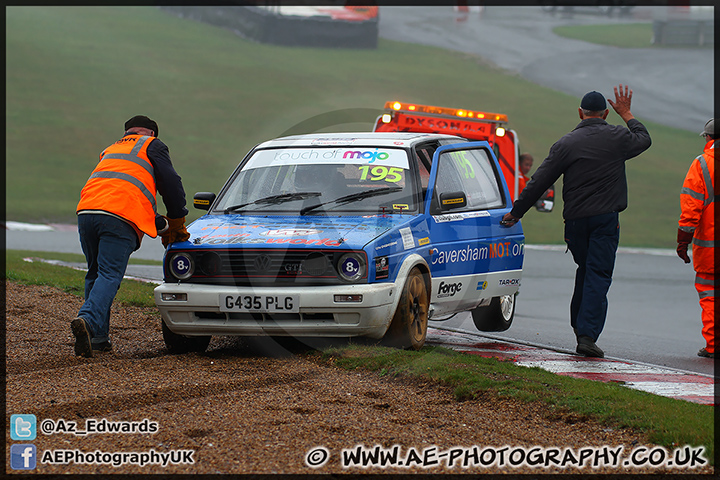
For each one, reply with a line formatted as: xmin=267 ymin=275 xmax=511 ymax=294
xmin=337 ymin=252 xmax=366 ymax=282
xmin=198 ymin=251 xmax=222 ymax=276
xmin=303 ymin=251 xmax=329 ymax=276
xmin=169 ymin=252 xmax=194 ymax=280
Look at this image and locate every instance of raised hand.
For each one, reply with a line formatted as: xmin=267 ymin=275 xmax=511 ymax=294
xmin=607 ymin=83 xmax=634 ymax=122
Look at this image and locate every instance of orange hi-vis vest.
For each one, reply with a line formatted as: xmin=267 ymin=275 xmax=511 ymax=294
xmin=679 ymin=140 xmax=715 ymax=274
xmin=77 ymin=135 xmax=158 ymax=237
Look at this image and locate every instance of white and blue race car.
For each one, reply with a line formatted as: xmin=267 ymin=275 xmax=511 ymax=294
xmin=154 ymin=132 xmax=524 ymax=352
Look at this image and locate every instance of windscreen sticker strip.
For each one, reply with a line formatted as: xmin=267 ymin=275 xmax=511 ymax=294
xmin=245 ymin=148 xmax=409 ymax=170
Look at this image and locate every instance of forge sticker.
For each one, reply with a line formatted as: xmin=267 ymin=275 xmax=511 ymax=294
xmin=437 ymin=281 xmax=462 ymax=298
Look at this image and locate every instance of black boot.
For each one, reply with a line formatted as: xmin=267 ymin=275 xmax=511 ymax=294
xmin=576 ymin=335 xmax=604 ymax=358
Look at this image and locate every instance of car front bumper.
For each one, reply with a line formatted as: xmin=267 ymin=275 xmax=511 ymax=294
xmin=154 ymin=282 xmax=398 ymax=339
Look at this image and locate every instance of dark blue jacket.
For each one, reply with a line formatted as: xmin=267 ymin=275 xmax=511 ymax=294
xmin=143 ymin=134 xmax=189 ymax=220
xmin=510 ymin=117 xmax=651 ymax=220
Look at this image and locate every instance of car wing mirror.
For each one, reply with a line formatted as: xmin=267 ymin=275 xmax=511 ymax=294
xmin=439 ymin=191 xmax=467 ymax=212
xmin=534 ymin=184 xmax=554 ymax=213
xmin=193 ymin=192 xmax=216 ymax=211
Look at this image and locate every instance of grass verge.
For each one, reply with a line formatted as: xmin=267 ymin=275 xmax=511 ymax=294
xmin=5 ymin=249 xmax=714 ymax=465
xmin=5 ymin=250 xmax=159 ymax=307
xmin=553 ymin=22 xmax=711 ymax=49
xmin=318 ymin=344 xmax=714 ymax=464
xmin=553 ymin=23 xmax=655 ymax=48
xmin=5 ymin=6 xmax=704 ymax=248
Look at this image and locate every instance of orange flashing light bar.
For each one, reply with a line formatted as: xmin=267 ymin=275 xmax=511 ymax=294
xmin=385 ymin=101 xmax=508 ymax=123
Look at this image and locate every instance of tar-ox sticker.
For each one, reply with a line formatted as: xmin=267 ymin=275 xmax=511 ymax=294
xmin=260 ymin=228 xmax=321 ymax=237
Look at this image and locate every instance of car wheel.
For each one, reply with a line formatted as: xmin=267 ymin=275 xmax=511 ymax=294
xmin=471 ymin=293 xmax=516 ymax=332
xmin=161 ymin=319 xmax=211 ymax=354
xmin=383 ymin=267 xmax=429 ymax=350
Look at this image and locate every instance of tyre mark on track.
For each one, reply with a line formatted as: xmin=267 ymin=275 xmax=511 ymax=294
xmin=27 ymin=371 xmax=318 ymax=422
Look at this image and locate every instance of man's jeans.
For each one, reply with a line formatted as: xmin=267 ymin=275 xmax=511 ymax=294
xmin=77 ymin=214 xmax=138 ymax=347
xmin=564 ymin=212 xmax=620 ymax=342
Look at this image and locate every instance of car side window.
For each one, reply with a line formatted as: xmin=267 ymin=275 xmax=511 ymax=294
xmin=434 ymin=148 xmax=505 ymax=211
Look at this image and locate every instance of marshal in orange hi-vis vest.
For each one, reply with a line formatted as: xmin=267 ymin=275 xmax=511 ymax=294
xmin=77 ymin=135 xmax=158 ymax=237
xmin=679 ymin=140 xmax=715 ymax=354
xmin=679 ymin=141 xmax=715 ymax=274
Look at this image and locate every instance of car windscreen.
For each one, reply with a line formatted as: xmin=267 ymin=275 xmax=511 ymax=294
xmin=213 ymin=146 xmax=417 ymax=215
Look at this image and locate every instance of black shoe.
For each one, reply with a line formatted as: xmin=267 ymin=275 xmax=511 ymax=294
xmin=92 ymin=339 xmax=113 ymax=352
xmin=698 ymin=348 xmax=715 ymax=358
xmin=576 ymin=335 xmax=604 ymax=358
xmin=71 ymin=317 xmax=93 ymax=358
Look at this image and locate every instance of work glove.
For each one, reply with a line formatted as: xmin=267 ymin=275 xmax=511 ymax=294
xmin=161 ymin=216 xmax=190 ymax=247
xmin=676 ymin=228 xmax=693 ymax=264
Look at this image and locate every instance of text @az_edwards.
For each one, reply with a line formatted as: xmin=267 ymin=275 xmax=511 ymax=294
xmin=39 ymin=418 xmax=158 ymax=436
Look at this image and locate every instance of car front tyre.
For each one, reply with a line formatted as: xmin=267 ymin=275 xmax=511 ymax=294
xmin=383 ymin=267 xmax=429 ymax=350
xmin=471 ymin=293 xmax=516 ymax=332
xmin=161 ymin=319 xmax=211 ymax=354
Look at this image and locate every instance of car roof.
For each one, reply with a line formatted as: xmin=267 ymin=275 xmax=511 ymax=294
xmin=256 ymin=132 xmax=464 ymax=149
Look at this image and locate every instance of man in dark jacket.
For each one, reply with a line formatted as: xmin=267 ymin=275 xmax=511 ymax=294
xmin=502 ymin=84 xmax=651 ymax=357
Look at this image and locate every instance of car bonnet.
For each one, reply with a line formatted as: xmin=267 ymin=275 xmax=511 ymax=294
xmin=181 ymin=214 xmax=413 ymax=251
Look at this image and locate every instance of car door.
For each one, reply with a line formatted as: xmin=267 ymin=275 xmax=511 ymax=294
xmin=424 ymin=142 xmax=524 ymax=317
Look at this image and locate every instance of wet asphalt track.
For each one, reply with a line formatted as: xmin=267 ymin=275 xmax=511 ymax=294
xmin=6 ymin=224 xmax=713 ymax=377
xmin=378 ymin=6 xmax=713 ymax=133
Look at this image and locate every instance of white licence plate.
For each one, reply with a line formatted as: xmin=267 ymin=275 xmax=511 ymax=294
xmin=219 ymin=294 xmax=299 ymax=313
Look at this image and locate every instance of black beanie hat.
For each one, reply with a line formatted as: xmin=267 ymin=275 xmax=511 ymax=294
xmin=125 ymin=115 xmax=159 ymax=137
xmin=580 ymin=91 xmax=607 ymax=112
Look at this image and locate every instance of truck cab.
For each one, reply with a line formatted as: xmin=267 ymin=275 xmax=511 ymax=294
xmin=373 ymin=101 xmax=553 ymax=212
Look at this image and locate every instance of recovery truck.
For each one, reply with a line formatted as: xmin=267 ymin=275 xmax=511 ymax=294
xmin=373 ymin=101 xmax=554 ymax=212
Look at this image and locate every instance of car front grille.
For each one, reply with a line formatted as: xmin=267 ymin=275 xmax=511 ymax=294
xmin=165 ymin=248 xmax=366 ymax=286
